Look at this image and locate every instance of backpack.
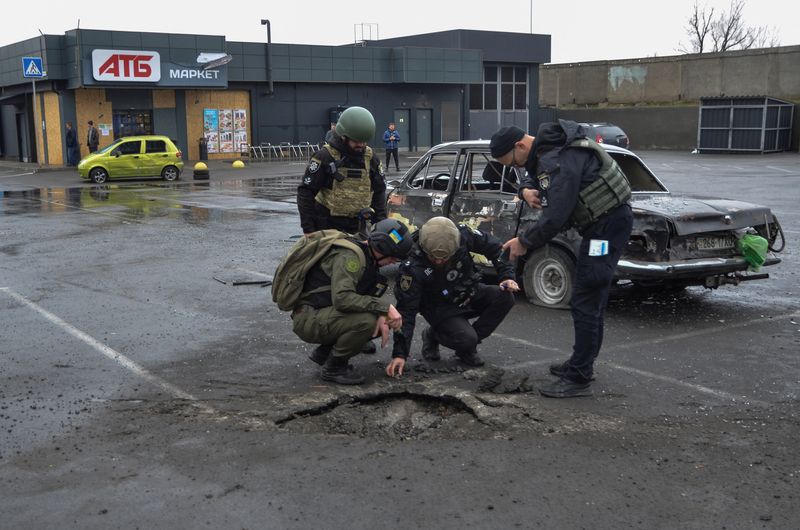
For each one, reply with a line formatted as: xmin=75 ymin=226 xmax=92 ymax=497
xmin=271 ymin=230 xmax=366 ymax=311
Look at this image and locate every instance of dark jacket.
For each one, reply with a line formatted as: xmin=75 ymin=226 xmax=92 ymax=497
xmin=65 ymin=128 xmax=77 ymax=148
xmin=392 ymin=225 xmax=515 ymax=358
xmin=383 ymin=129 xmax=400 ymax=150
xmin=297 ymin=135 xmax=387 ymax=234
xmin=516 ymin=119 xmax=603 ymax=250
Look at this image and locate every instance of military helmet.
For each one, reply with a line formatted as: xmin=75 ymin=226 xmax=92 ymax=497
xmin=368 ymin=219 xmax=412 ymax=259
xmin=419 ymin=217 xmax=461 ymax=261
xmin=335 ymin=106 xmax=376 ymax=143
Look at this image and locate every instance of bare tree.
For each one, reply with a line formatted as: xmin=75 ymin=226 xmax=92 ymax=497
xmin=680 ymin=0 xmax=780 ymax=54
xmin=679 ymin=2 xmax=715 ymax=53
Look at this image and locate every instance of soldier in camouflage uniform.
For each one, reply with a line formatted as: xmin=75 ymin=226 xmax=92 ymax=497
xmin=297 ymin=106 xmax=387 ymax=236
xmin=292 ymin=219 xmax=412 ymax=385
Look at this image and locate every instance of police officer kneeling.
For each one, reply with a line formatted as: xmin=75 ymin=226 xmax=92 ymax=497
xmin=291 ymin=219 xmax=412 ymax=385
xmin=490 ymin=120 xmax=634 ymax=398
xmin=387 ymin=217 xmax=519 ymax=377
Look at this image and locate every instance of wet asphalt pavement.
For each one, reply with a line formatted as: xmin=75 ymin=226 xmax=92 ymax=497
xmin=1 ymin=152 xmax=799 ymax=529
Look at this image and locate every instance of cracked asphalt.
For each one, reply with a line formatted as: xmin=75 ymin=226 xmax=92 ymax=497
xmin=1 ymin=151 xmax=799 ymax=529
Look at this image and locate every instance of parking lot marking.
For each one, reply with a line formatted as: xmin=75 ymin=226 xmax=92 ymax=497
xmin=493 ymin=333 xmax=564 ymax=353
xmin=610 ymin=310 xmax=800 ymax=353
xmin=494 ymin=313 xmax=799 ymax=406
xmin=766 ymin=166 xmax=797 ymax=174
xmin=0 ymin=171 xmax=36 ymax=179
xmin=602 ymin=362 xmax=771 ymax=406
xmin=0 ymin=287 xmax=217 ymax=416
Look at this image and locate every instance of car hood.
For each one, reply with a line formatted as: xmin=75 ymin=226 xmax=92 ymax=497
xmin=631 ymin=194 xmax=775 ymax=235
xmin=78 ymin=151 xmax=105 ymax=167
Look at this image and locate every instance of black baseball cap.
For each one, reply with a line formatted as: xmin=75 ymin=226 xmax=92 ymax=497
xmin=490 ymin=126 xmax=525 ymax=158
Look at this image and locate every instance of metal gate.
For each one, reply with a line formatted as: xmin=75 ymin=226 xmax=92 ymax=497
xmin=698 ymin=96 xmax=794 ymax=153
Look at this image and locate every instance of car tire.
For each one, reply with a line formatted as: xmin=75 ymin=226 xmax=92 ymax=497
xmin=523 ymin=245 xmax=574 ymax=309
xmin=89 ymin=167 xmax=108 ymax=184
xmin=162 ymin=165 xmax=180 ymax=181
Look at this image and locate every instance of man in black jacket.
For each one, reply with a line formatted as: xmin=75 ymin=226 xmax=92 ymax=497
xmin=491 ymin=120 xmax=633 ymax=398
xmin=297 ymin=106 xmax=386 ymax=236
xmin=387 ymin=217 xmax=519 ymax=377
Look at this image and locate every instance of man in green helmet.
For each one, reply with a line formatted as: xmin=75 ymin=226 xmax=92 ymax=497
xmin=297 ymin=106 xmax=387 ymax=236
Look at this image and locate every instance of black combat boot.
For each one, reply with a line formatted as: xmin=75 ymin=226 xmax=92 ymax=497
xmin=538 ymin=377 xmax=593 ymax=398
xmin=308 ymin=344 xmax=332 ymax=366
xmin=321 ymin=356 xmax=365 ymax=385
xmin=549 ymin=361 xmax=595 ymax=381
xmin=549 ymin=361 xmax=568 ymax=377
xmin=456 ymin=349 xmax=485 ymax=367
xmin=421 ymin=327 xmax=441 ymax=361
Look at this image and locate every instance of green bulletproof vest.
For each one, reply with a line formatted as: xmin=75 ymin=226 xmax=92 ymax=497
xmin=567 ymin=138 xmax=632 ymax=231
xmin=314 ymin=144 xmax=374 ymax=217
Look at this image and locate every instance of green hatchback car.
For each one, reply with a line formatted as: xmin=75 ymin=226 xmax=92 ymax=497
xmin=78 ymin=135 xmax=184 ymax=184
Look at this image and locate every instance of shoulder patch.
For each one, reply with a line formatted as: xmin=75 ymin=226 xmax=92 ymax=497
xmin=400 ymin=274 xmax=413 ymax=291
xmin=345 ymin=258 xmax=360 ymax=273
xmin=307 ymin=159 xmax=321 ymax=173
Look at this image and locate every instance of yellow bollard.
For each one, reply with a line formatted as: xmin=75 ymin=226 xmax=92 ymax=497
xmin=232 ymin=160 xmax=245 ymax=169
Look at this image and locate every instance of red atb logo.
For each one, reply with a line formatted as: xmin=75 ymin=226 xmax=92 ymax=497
xmin=92 ymin=49 xmax=161 ymax=82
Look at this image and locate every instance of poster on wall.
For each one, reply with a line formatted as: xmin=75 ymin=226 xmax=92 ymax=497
xmin=233 ymin=109 xmax=248 ymax=152
xmin=203 ymin=109 xmax=220 ymax=154
xmin=219 ymin=109 xmax=234 ymax=152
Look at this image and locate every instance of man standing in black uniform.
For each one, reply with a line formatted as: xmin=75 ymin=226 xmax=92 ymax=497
xmin=386 ymin=217 xmax=519 ymax=377
xmin=490 ymin=120 xmax=633 ymax=398
xmin=297 ymin=106 xmax=386 ymax=236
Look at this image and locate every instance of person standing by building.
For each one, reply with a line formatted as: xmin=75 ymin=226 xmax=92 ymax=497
xmin=86 ymin=121 xmax=99 ymax=153
xmin=386 ymin=217 xmax=518 ymax=377
xmin=297 ymin=106 xmax=386 ymax=236
xmin=288 ymin=219 xmax=413 ymax=384
xmin=324 ymin=122 xmax=336 ymax=144
xmin=490 ymin=121 xmax=633 ymax=398
xmin=383 ymin=122 xmax=400 ymax=172
xmin=64 ymin=122 xmax=78 ymax=166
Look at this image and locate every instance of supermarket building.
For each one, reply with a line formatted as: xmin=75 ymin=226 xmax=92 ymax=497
xmin=0 ymin=28 xmax=549 ymax=165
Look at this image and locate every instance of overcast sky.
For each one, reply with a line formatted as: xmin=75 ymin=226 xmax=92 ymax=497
xmin=2 ymin=0 xmax=797 ymax=63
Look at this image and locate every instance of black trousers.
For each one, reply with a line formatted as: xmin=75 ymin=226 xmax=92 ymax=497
xmin=429 ymin=284 xmax=515 ymax=355
xmin=565 ymin=204 xmax=633 ymax=382
xmin=385 ymin=148 xmax=399 ymax=170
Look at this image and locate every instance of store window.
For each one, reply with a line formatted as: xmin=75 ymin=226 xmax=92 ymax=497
xmin=469 ymin=65 xmax=528 ymax=111
xmin=113 ymin=110 xmax=153 ymax=138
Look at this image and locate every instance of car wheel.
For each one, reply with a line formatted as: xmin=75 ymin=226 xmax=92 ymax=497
xmin=90 ymin=167 xmax=108 ymax=184
xmin=523 ymin=246 xmax=574 ymax=309
xmin=162 ymin=165 xmax=179 ymax=181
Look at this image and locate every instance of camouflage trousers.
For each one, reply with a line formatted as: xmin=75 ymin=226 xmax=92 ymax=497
xmin=292 ymin=305 xmax=377 ymax=360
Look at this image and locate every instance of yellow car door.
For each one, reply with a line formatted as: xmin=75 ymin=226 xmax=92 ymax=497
xmin=108 ymin=140 xmax=143 ymax=178
xmin=141 ymin=138 xmax=169 ymax=176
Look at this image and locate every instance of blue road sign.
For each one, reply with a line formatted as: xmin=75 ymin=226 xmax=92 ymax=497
xmin=22 ymin=57 xmax=44 ymax=78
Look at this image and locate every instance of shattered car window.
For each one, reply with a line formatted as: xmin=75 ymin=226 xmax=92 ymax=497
xmin=611 ymin=152 xmax=668 ymax=193
xmin=460 ymin=153 xmax=519 ymax=194
xmin=406 ymin=152 xmax=460 ymax=191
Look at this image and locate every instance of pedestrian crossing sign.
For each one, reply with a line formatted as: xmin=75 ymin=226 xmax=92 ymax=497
xmin=22 ymin=57 xmax=44 ymax=78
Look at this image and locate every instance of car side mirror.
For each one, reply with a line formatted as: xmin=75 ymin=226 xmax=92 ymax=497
xmin=387 ymin=179 xmax=401 ymax=188
xmin=112 ymin=150 xmax=121 ymax=157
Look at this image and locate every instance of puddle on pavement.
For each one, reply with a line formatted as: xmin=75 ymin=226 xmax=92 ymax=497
xmin=0 ymin=176 xmax=302 ymax=223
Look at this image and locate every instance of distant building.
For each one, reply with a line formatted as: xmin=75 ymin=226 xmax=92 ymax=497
xmin=0 ymin=28 xmax=550 ymax=165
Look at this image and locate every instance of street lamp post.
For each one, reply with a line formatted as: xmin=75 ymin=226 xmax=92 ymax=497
xmin=260 ymin=19 xmax=274 ymax=95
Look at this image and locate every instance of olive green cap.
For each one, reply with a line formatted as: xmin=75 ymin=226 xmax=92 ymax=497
xmin=419 ymin=217 xmax=460 ymax=260
xmin=335 ymin=106 xmax=376 ymax=143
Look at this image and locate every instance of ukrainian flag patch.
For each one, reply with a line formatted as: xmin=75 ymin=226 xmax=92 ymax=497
xmin=389 ymin=229 xmax=404 ymax=243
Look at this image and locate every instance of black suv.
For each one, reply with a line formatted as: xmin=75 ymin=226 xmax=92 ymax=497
xmin=580 ymin=122 xmax=630 ymax=149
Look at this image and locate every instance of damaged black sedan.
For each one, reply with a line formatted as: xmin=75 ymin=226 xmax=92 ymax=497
xmin=386 ymin=141 xmax=785 ymax=308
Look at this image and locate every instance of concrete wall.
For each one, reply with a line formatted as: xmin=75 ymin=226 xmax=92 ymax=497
xmin=541 ymin=45 xmax=800 ymax=106
xmin=541 ymin=46 xmax=800 ymax=150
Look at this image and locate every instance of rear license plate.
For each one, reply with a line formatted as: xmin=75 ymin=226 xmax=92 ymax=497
xmin=696 ymin=235 xmax=736 ymax=250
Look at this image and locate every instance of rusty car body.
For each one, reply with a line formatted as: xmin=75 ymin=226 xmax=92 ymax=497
xmin=386 ymin=141 xmax=785 ymax=308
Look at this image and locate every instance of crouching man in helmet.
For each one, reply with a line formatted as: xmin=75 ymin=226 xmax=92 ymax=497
xmin=386 ymin=217 xmax=520 ymax=377
xmin=297 ymin=106 xmax=387 ymax=236
xmin=292 ymin=219 xmax=413 ymax=385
